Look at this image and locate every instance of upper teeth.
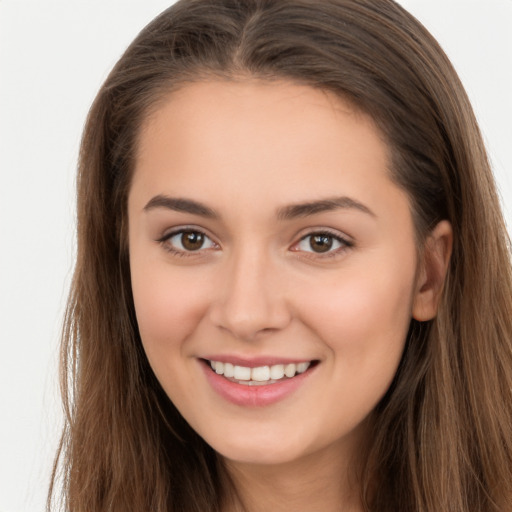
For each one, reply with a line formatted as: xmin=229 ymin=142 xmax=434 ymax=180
xmin=209 ymin=360 xmax=311 ymax=383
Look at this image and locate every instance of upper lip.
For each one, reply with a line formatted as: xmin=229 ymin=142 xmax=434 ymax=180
xmin=201 ymin=355 xmax=316 ymax=368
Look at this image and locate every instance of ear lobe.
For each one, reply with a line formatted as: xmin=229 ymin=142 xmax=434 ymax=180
xmin=412 ymin=220 xmax=453 ymax=322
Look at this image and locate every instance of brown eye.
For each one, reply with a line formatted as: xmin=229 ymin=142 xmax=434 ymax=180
xmin=309 ymin=234 xmax=333 ymax=253
xmin=294 ymin=232 xmax=350 ymax=255
xmin=164 ymin=229 xmax=216 ymax=253
xmin=181 ymin=231 xmax=205 ymax=251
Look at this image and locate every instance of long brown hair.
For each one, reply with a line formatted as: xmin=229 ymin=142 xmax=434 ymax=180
xmin=49 ymin=1 xmax=512 ymax=510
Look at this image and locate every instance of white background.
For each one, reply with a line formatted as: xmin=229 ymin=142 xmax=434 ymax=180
xmin=0 ymin=1 xmax=510 ymax=511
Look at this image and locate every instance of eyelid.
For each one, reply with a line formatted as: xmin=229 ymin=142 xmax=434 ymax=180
xmin=289 ymin=227 xmax=354 ymax=256
xmin=156 ymin=225 xmax=220 ymax=255
xmin=155 ymin=225 xmax=353 ymax=258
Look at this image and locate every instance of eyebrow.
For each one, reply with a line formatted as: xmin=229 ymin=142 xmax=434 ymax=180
xmin=143 ymin=195 xmax=218 ymax=218
xmin=143 ymin=194 xmax=375 ymax=220
xmin=277 ymin=196 xmax=376 ymax=220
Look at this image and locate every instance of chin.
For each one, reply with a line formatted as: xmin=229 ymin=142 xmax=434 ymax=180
xmin=203 ymin=426 xmax=316 ymax=467
xmin=219 ymin=444 xmax=305 ymax=467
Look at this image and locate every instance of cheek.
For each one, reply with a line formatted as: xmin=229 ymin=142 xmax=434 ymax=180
xmin=294 ymin=263 xmax=416 ymax=431
xmin=130 ymin=260 xmax=211 ymax=361
xmin=300 ymin=260 xmax=416 ymax=369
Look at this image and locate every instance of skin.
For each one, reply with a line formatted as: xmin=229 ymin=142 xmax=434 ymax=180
xmin=128 ymin=80 xmax=452 ymax=512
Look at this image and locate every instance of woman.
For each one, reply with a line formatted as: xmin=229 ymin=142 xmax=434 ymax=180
xmin=49 ymin=1 xmax=512 ymax=511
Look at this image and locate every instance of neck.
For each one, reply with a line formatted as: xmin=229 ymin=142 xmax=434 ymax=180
xmin=220 ymin=441 xmax=364 ymax=512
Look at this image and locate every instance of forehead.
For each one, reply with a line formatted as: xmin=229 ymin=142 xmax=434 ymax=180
xmin=131 ymin=79 xmax=407 ymax=222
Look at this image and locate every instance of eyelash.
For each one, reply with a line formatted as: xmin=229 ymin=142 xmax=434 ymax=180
xmin=292 ymin=229 xmax=353 ymax=258
xmin=157 ymin=227 xmax=218 ymax=257
xmin=157 ymin=228 xmax=353 ymax=259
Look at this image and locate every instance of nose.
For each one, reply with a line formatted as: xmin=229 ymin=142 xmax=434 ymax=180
xmin=208 ymin=247 xmax=292 ymax=341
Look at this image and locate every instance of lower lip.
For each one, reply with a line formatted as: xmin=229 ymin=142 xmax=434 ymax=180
xmin=200 ymin=361 xmax=315 ymax=407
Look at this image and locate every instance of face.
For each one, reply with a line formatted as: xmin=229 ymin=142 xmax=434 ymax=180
xmin=128 ymin=80 xmax=421 ymax=467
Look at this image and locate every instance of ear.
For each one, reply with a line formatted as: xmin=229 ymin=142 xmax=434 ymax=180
xmin=412 ymin=220 xmax=453 ymax=322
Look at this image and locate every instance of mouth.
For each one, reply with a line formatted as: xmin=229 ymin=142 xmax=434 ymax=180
xmin=202 ymin=358 xmax=318 ymax=386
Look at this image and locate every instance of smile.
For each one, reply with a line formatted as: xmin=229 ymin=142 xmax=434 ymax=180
xmin=201 ymin=357 xmax=318 ymax=406
xmin=208 ymin=359 xmax=312 ymax=385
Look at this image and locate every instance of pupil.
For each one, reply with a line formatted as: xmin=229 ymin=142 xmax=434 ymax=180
xmin=310 ymin=234 xmax=332 ymax=253
xmin=182 ymin=231 xmax=204 ymax=251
